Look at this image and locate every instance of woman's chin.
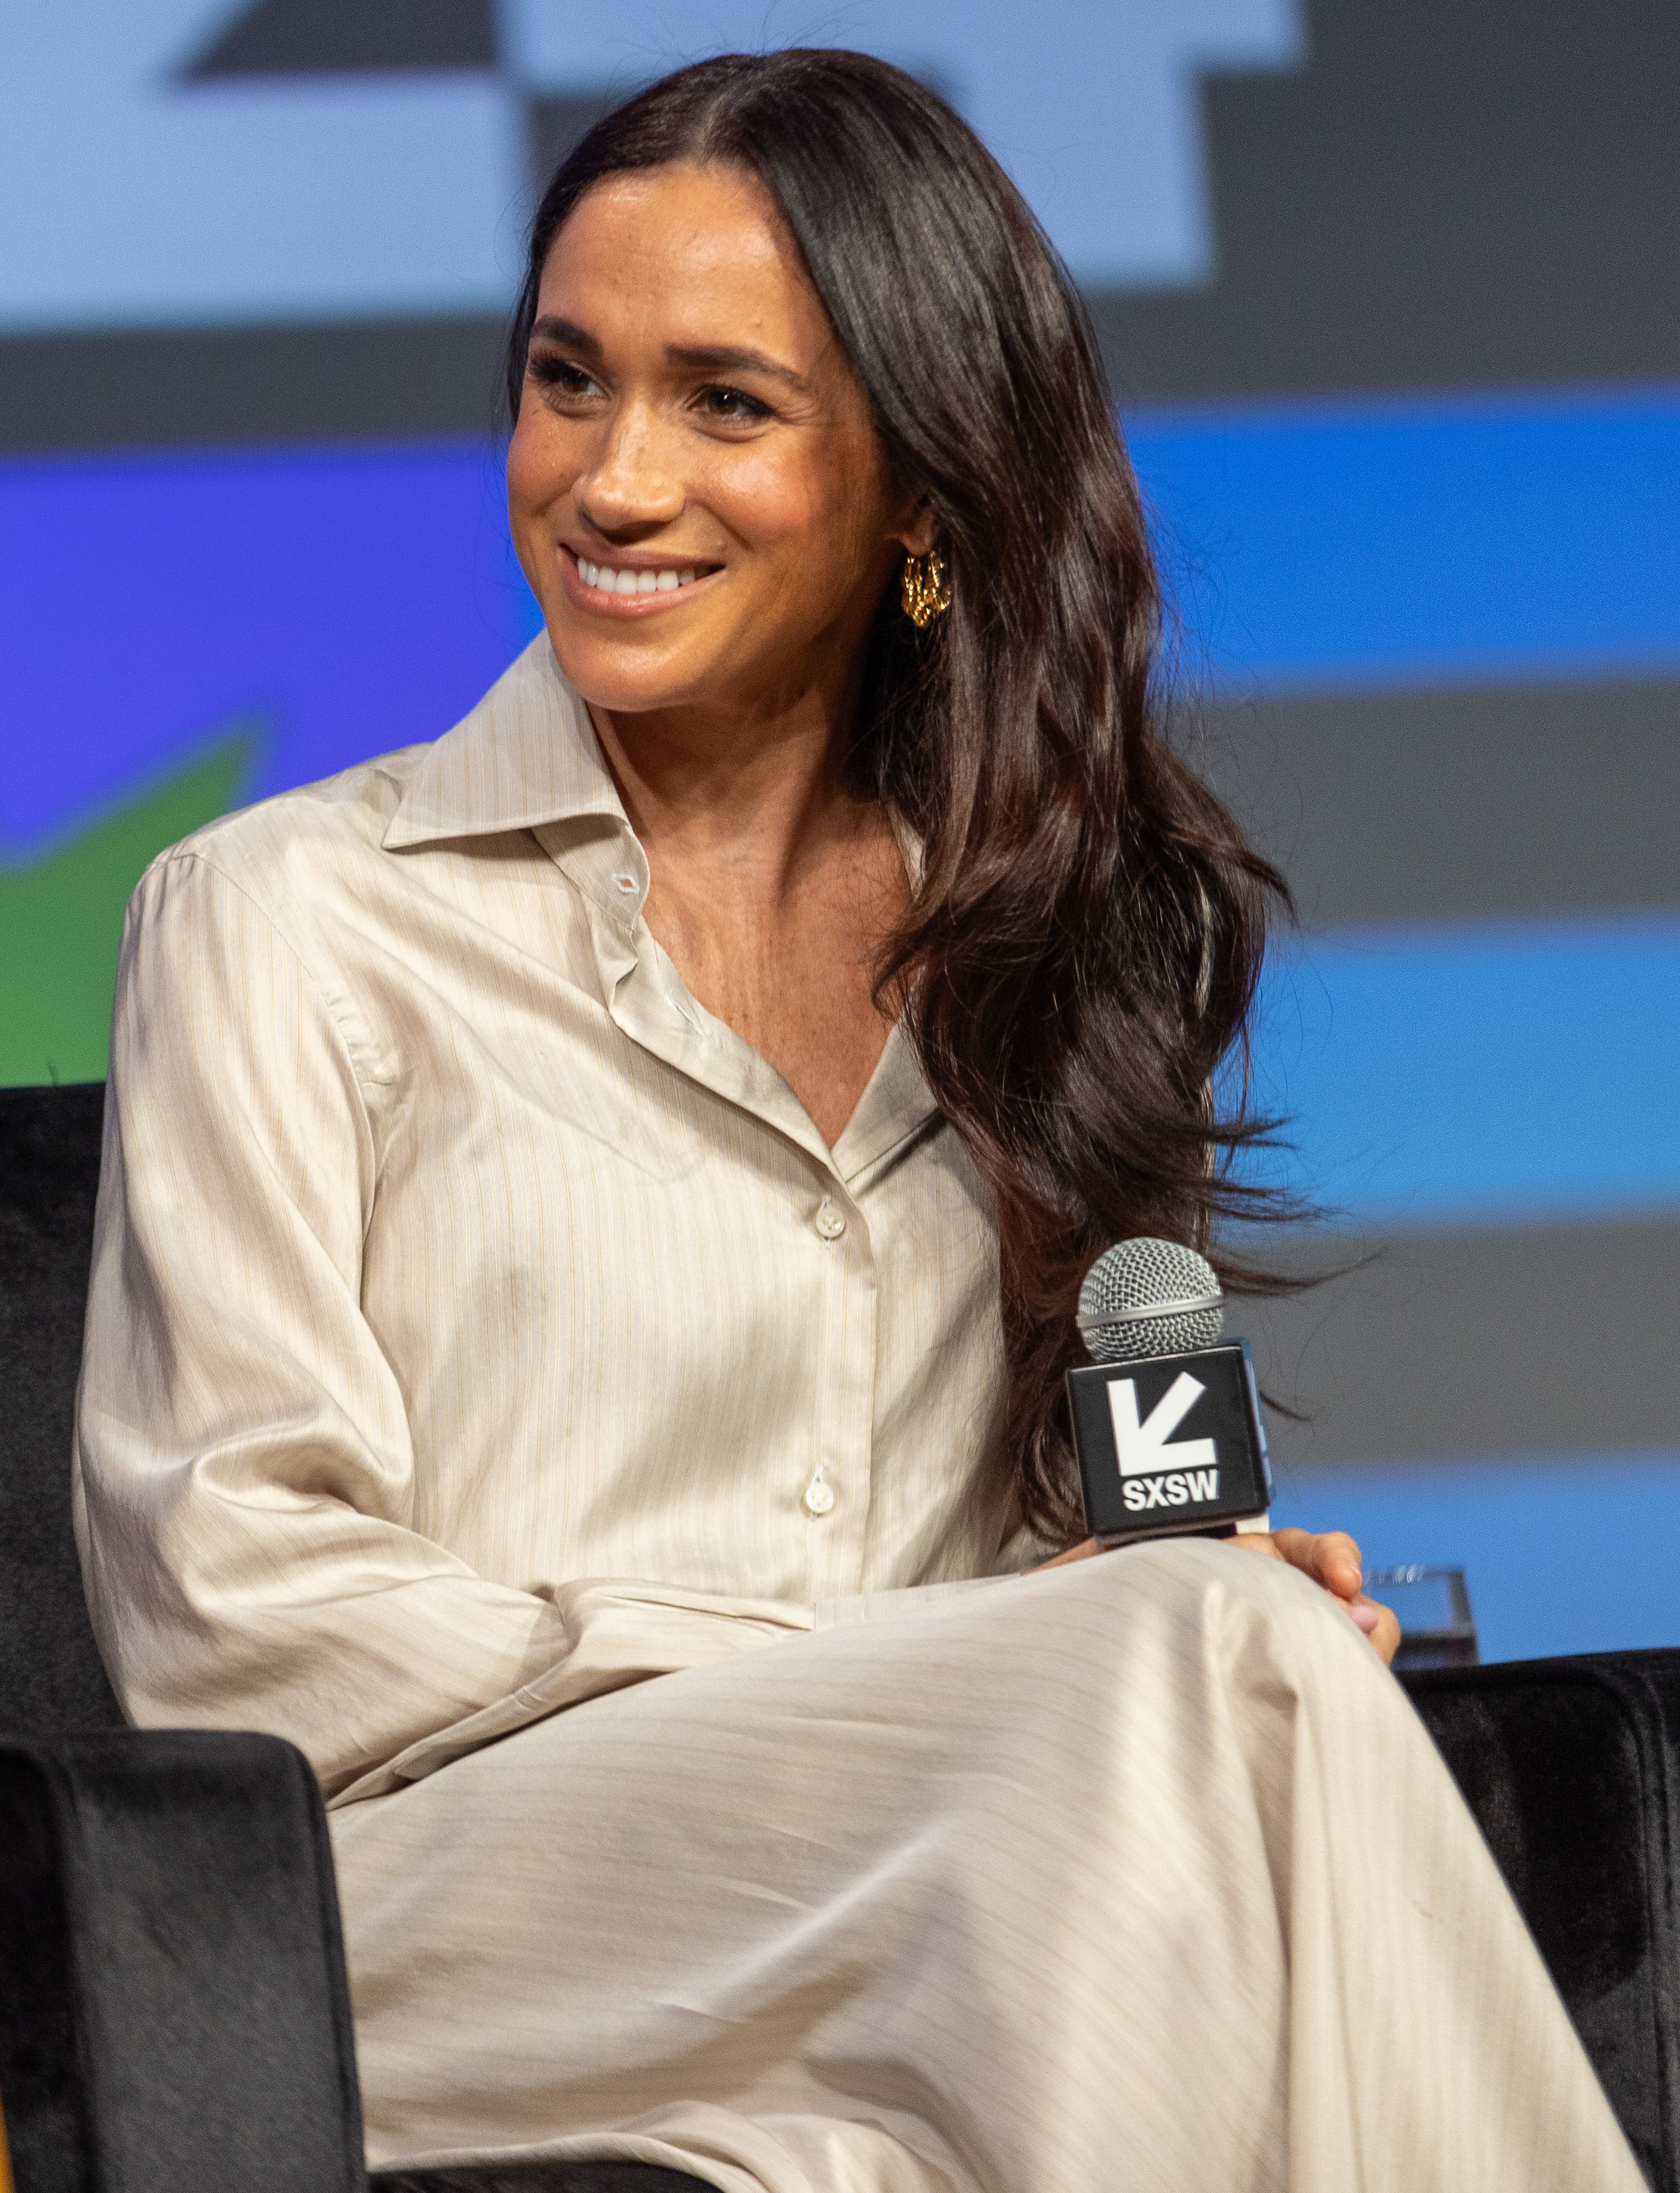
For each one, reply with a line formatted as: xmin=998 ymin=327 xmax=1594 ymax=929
xmin=545 ymin=601 xmax=792 ymax=724
xmin=545 ymin=630 xmax=717 ymax=722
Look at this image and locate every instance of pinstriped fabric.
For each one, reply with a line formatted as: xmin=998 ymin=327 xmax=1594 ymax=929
xmin=74 ymin=635 xmax=1644 ymax=2190
xmin=330 ymin=1545 xmax=1644 ymax=2193
xmin=74 ymin=636 xmax=1015 ymax=1805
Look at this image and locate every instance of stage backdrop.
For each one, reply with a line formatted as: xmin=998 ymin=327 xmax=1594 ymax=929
xmin=4 ymin=0 xmax=1676 ymax=1658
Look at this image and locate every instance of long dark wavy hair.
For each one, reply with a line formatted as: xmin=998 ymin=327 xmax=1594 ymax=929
xmin=506 ymin=50 xmax=1292 ymax=1544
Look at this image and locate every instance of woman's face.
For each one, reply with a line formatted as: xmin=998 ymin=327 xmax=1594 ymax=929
xmin=506 ymin=162 xmax=930 ymax=727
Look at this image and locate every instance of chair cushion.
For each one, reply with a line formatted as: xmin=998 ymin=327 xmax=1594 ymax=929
xmin=0 ymin=1730 xmax=366 ymax=2193
xmin=1405 ymin=1650 xmax=1680 ymax=2190
xmin=0 ymin=1082 xmax=122 ymax=1735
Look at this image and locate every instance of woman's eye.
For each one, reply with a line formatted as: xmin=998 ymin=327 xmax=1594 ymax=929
xmin=529 ymin=357 xmax=602 ymax=400
xmin=695 ymin=385 xmax=773 ymax=424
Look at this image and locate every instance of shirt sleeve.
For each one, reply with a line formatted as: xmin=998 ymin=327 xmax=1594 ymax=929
xmin=74 ymin=849 xmax=573 ymax=1802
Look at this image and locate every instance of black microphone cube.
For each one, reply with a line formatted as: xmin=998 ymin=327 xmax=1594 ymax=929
xmin=1067 ymin=1339 xmax=1273 ymax=1546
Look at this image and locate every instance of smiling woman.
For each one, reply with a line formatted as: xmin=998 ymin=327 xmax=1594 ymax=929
xmin=503 ymin=157 xmax=932 ymax=1154
xmin=72 ymin=48 xmax=1643 ymax=2193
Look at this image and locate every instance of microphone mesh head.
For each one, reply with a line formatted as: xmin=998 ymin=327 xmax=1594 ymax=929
xmin=1078 ymin=1238 xmax=1224 ymax=1364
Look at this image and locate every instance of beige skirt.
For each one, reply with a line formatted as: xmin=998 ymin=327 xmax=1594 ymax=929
xmin=329 ymin=1539 xmax=1644 ymax=2193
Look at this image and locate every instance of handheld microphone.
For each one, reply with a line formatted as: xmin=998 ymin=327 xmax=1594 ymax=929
xmin=1066 ymin=1238 xmax=1273 ymax=1547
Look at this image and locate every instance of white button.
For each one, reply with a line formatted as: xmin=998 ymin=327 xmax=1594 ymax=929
xmin=814 ymin=1196 xmax=846 ymax=1241
xmin=802 ymin=1468 xmax=836 ymax=1518
xmin=612 ymin=872 xmax=638 ymax=893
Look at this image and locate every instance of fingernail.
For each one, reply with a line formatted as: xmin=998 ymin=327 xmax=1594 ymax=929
xmin=1350 ymin=1603 xmax=1380 ymax=1634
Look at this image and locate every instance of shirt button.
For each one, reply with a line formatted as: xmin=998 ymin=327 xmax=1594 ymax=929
xmin=803 ymin=1468 xmax=836 ymax=1518
xmin=814 ymin=1196 xmax=846 ymax=1241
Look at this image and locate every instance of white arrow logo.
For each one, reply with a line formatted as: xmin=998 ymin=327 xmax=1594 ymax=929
xmin=1106 ymin=1372 xmax=1218 ymax=1479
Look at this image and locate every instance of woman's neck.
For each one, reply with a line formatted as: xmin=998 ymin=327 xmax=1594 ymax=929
xmin=583 ymin=681 xmax=909 ymax=1148
xmin=587 ymin=672 xmax=875 ymax=903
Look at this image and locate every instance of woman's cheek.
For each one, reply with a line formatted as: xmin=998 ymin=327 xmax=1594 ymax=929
xmin=723 ymin=463 xmax=879 ymax=619
xmin=507 ymin=411 xmax=578 ymax=526
xmin=702 ymin=446 xmax=804 ymax=553
xmin=504 ymin=411 xmax=546 ymax=514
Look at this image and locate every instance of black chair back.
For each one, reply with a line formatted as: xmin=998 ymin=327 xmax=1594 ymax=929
xmin=1 ymin=1083 xmax=124 ymax=1735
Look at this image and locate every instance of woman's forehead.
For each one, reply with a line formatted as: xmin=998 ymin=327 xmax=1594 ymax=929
xmin=541 ymin=165 xmax=814 ymax=332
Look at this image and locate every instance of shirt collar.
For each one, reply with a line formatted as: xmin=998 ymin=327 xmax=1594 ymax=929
xmin=382 ymin=632 xmax=943 ymax=1176
xmin=383 ymin=635 xmax=625 ymax=851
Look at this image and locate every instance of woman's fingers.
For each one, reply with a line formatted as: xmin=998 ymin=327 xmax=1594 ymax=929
xmin=1351 ymin=1593 xmax=1403 ymax=1667
xmin=1271 ymin=1526 xmax=1365 ymax=1602
xmin=1230 ymin=1527 xmax=1400 ymax=1664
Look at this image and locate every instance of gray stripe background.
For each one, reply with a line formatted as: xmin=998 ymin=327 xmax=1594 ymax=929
xmin=1236 ymin=1217 xmax=1680 ymax=1475
xmin=1201 ymin=679 xmax=1680 ymax=929
xmin=1209 ymin=675 xmax=1680 ymax=1474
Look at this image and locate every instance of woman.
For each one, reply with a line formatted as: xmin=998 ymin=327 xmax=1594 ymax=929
xmin=74 ymin=50 xmax=1639 ymax=2193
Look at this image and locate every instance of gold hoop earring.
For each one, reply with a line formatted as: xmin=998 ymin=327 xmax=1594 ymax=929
xmin=900 ymin=548 xmax=951 ymax=630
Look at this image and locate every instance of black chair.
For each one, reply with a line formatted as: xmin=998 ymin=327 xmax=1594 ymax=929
xmin=3 ymin=1084 xmax=1677 ymax=2192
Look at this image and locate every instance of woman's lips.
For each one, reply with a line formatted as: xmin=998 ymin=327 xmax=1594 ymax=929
xmin=560 ymin=545 xmax=722 ymax=617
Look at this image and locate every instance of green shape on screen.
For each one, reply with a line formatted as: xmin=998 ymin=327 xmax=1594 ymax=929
xmin=0 ymin=728 xmax=258 ymax=1087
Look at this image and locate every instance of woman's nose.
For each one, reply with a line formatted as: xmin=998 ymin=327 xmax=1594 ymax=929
xmin=575 ymin=401 xmax=684 ymax=533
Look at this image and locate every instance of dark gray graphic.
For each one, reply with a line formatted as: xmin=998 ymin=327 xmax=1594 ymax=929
xmin=182 ymin=0 xmax=498 ymax=79
xmin=1098 ymin=0 xmax=1680 ymax=402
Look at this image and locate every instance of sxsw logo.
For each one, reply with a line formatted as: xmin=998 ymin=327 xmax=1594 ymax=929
xmin=1107 ymin=1371 xmax=1220 ymax=1512
xmin=1067 ymin=1338 xmax=1269 ymax=1539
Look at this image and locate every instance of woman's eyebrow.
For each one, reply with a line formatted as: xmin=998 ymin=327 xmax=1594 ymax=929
xmin=529 ymin=319 xmax=806 ymax=391
xmin=530 ymin=315 xmax=601 ymax=355
xmin=664 ymin=343 xmax=807 ymax=390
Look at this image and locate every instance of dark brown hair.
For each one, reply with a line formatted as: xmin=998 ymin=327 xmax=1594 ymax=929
xmin=508 ymin=50 xmax=1290 ymax=1544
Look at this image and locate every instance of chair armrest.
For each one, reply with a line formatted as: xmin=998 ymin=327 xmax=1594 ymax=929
xmin=0 ymin=1728 xmax=366 ymax=2193
xmin=1405 ymin=1649 xmax=1680 ymax=2192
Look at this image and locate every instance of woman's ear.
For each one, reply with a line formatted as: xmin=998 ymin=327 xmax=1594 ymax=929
xmin=893 ymin=502 xmax=939 ymax=559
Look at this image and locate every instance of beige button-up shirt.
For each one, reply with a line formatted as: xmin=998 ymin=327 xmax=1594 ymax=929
xmin=74 ymin=637 xmax=1019 ymax=1803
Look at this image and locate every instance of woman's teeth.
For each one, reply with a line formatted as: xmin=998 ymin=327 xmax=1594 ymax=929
xmin=576 ymin=556 xmax=701 ymax=597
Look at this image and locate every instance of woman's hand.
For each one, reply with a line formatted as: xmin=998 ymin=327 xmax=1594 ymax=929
xmin=1035 ymin=1529 xmax=1401 ymax=1666
xmin=1229 ymin=1528 xmax=1400 ymax=1666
